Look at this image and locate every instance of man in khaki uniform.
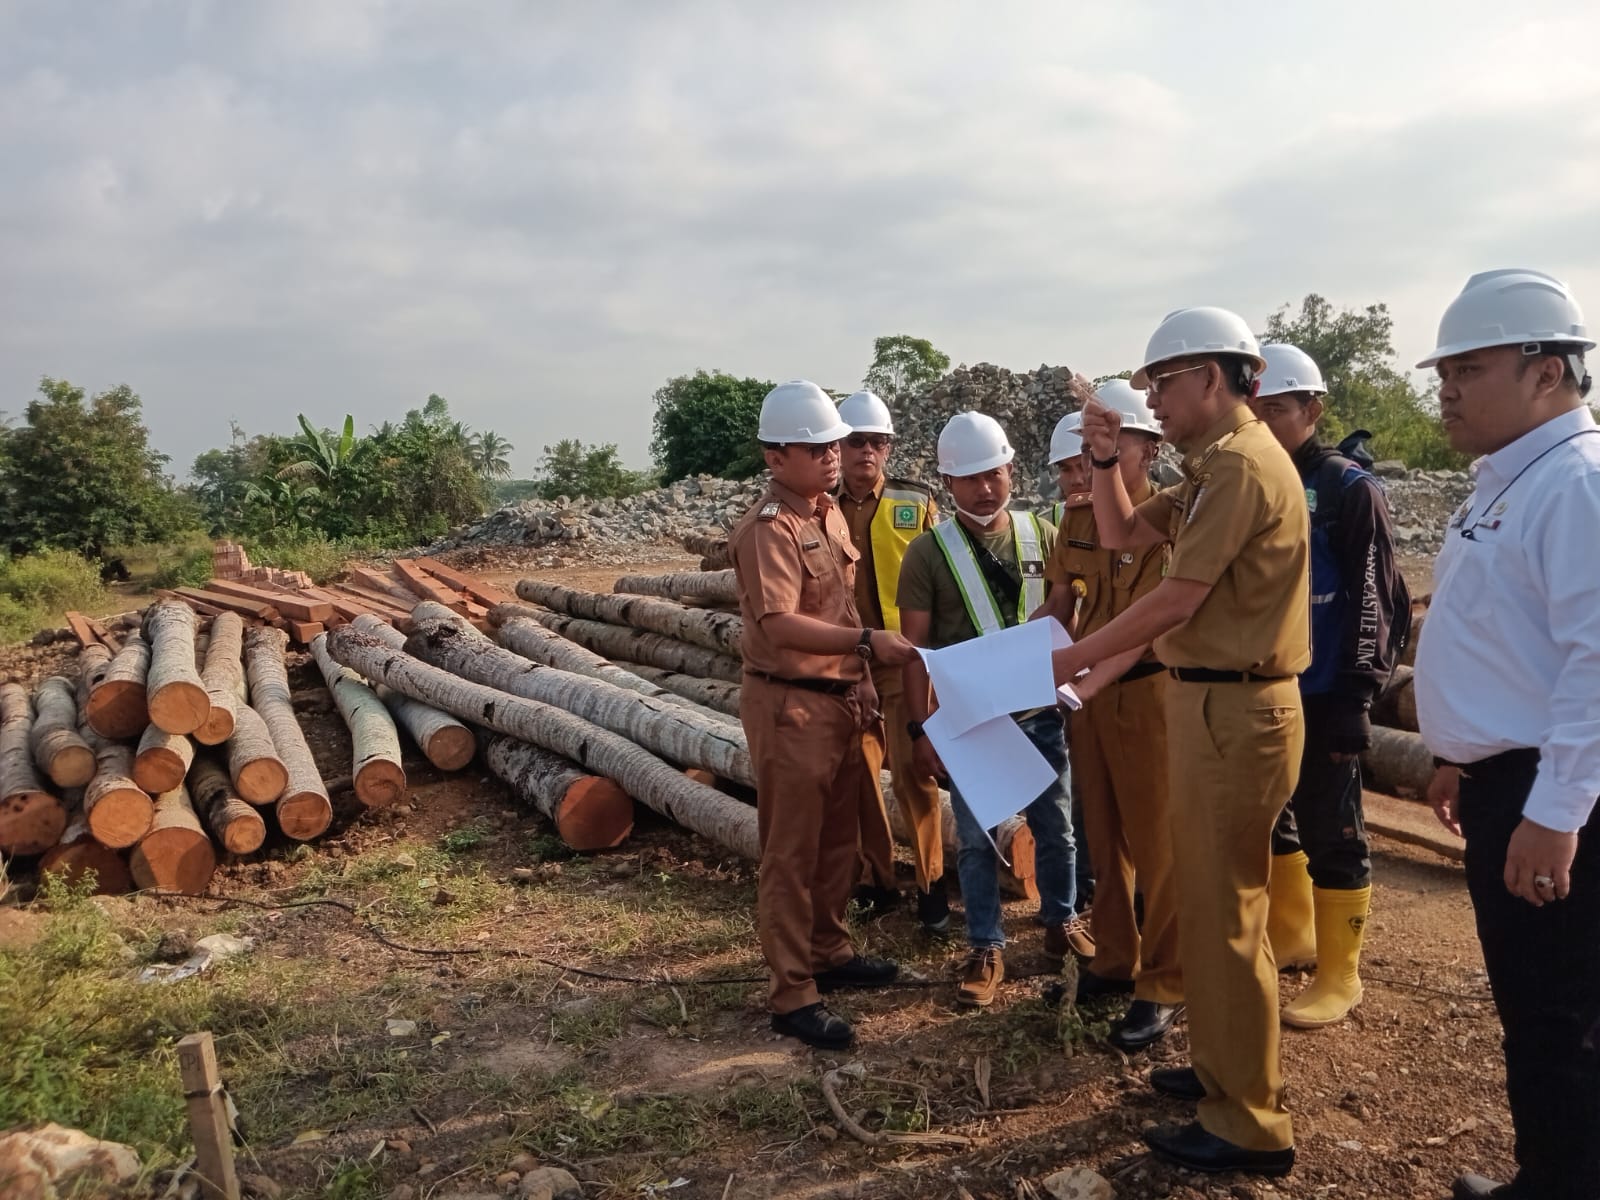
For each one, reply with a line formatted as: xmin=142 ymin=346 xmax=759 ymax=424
xmin=730 ymin=380 xmax=918 ymax=1051
xmin=1035 ymin=379 xmax=1182 ymax=1053
xmin=1052 ymin=308 xmax=1309 ymax=1177
xmin=834 ymin=390 xmax=946 ymax=931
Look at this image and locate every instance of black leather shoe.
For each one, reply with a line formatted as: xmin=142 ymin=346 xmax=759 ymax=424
xmin=916 ymin=878 xmax=951 ymax=935
xmin=815 ymin=955 xmax=899 ymax=993
xmin=771 ymin=1003 xmax=854 ymax=1050
xmin=1143 ymin=1121 xmax=1294 ymax=1177
xmin=851 ymin=884 xmax=899 ymax=921
xmin=1149 ymin=1066 xmax=1206 ymax=1101
xmin=1108 ymin=1000 xmax=1184 ymax=1051
xmin=1075 ymin=970 xmax=1134 ymax=1004
xmin=1452 ymin=1174 xmax=1519 ymax=1199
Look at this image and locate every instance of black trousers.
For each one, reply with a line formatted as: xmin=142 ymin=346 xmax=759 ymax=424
xmin=1460 ymin=748 xmax=1600 ymax=1199
xmin=1270 ymin=695 xmax=1371 ymax=889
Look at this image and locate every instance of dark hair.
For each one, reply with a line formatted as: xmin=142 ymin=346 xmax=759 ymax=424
xmin=1209 ymin=355 xmax=1256 ymax=399
xmin=1518 ymin=342 xmax=1592 ymax=398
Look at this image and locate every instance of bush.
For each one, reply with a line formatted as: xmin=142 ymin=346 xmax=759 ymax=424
xmin=0 ymin=549 xmax=107 ymax=640
xmin=248 ymin=533 xmax=393 ymax=584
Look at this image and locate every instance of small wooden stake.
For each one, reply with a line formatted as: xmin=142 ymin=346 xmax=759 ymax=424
xmin=176 ymin=1032 xmax=241 ymax=1200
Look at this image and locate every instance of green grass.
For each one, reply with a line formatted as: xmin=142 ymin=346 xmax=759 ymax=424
xmin=0 ymin=548 xmax=107 ymax=642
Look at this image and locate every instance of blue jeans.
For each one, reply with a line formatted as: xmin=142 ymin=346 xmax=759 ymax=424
xmin=949 ymin=709 xmax=1077 ymax=949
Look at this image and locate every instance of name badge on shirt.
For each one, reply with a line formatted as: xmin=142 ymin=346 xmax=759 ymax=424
xmin=1021 ymin=559 xmax=1044 ymax=578
xmin=802 ymin=539 xmax=821 ymax=550
xmin=1067 ymin=538 xmax=1096 ymax=550
xmin=758 ymin=502 xmax=781 ymax=521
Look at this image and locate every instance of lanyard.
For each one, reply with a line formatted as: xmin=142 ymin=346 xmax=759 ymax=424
xmin=1455 ymin=429 xmax=1600 ymax=541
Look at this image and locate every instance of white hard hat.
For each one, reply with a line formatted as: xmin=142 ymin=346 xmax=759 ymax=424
xmin=937 ymin=411 xmax=1015 ymax=477
xmin=1131 ymin=306 xmax=1266 ymax=388
xmin=1257 ymin=343 xmax=1329 ymax=398
xmin=1416 ymin=269 xmax=1595 ymax=369
xmin=837 ymin=389 xmax=894 ymax=435
xmin=1048 ymin=412 xmax=1083 ymax=464
xmin=757 ymin=380 xmax=852 ymax=444
xmin=1092 ymin=378 xmax=1163 ymax=436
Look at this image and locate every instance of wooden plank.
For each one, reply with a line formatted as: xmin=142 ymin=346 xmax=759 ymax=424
xmin=64 ymin=611 xmax=101 ymax=648
xmin=86 ymin=617 xmax=120 ymax=651
xmin=160 ymin=589 xmax=229 ymax=619
xmin=1364 ymin=789 xmax=1464 ymax=864
xmin=203 ymin=579 xmax=333 ymax=624
xmin=414 ymin=557 xmax=516 ymax=607
xmin=176 ymin=1032 xmax=241 ymax=1200
xmin=172 ymin=587 xmax=280 ymax=622
xmin=286 ymin=620 xmax=326 ymax=645
xmin=391 ymin=558 xmax=466 ymax=607
xmin=347 ymin=567 xmax=419 ymax=604
xmin=329 ymin=584 xmax=414 ymax=619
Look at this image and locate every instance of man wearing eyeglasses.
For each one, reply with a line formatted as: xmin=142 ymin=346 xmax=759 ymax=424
xmin=1412 ymin=270 xmax=1600 ymax=1200
xmin=833 ymin=390 xmax=948 ymax=932
xmin=1051 ymin=308 xmax=1310 ymax=1178
xmin=730 ymin=380 xmax=919 ymax=1051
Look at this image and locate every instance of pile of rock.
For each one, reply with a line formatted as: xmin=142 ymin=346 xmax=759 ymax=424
xmin=1372 ymin=462 xmax=1474 ymax=556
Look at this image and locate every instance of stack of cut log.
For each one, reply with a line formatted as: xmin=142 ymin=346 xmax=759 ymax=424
xmin=681 ymin=533 xmax=730 ymax=572
xmin=155 ymin=554 xmax=518 ymax=648
xmin=1 ymin=597 xmax=479 ymax=896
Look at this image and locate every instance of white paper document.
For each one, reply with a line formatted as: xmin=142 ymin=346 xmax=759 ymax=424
xmin=918 ymin=617 xmax=1062 ymax=736
xmin=1046 ymin=619 xmax=1084 ymax=711
xmin=923 ymin=707 xmax=1058 ymax=833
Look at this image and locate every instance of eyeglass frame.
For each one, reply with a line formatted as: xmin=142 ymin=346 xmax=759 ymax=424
xmin=1145 ymin=362 xmax=1210 ymax=395
xmin=844 ymin=433 xmax=893 ymax=451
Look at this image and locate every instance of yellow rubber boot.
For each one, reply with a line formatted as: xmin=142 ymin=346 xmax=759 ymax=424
xmin=1282 ymin=885 xmax=1371 ymax=1029
xmin=1266 ymin=851 xmax=1317 ymax=969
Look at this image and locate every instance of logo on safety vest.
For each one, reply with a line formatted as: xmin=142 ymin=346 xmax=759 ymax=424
xmin=1305 ymin=487 xmax=1318 ymax=514
xmin=892 ymin=504 xmax=918 ymax=529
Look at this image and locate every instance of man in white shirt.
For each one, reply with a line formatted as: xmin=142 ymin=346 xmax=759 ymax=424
xmin=1414 ymin=269 xmax=1600 ymax=1200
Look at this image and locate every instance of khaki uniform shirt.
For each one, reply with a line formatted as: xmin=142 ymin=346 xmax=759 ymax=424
xmin=1045 ymin=480 xmax=1169 ymax=657
xmin=838 ymin=475 xmax=940 ymax=630
xmin=1132 ymin=405 xmax=1311 ymax=676
xmin=896 ymin=514 xmax=1059 ymax=650
xmin=729 ymin=479 xmax=865 ymax=683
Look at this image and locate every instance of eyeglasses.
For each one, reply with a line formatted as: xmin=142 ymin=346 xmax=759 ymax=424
xmin=796 ymin=441 xmax=841 ymax=459
xmin=1146 ymin=363 xmax=1208 ymax=395
xmin=845 ymin=434 xmax=892 ymax=452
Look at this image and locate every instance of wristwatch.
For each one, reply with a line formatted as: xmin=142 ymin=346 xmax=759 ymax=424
xmin=1091 ymin=451 xmax=1121 ymax=470
xmin=854 ymin=628 xmax=874 ymax=660
xmin=906 ymin=719 xmax=926 ymax=742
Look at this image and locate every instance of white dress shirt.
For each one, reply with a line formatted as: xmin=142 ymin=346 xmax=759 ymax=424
xmin=1415 ymin=405 xmax=1600 ymax=833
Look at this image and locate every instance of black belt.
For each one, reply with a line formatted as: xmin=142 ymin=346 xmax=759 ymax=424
xmin=745 ymin=670 xmax=855 ymax=696
xmin=1168 ymin=667 xmax=1294 ymax=684
xmin=1434 ymin=747 xmax=1540 ymax=775
xmin=1116 ymin=661 xmax=1167 ymax=685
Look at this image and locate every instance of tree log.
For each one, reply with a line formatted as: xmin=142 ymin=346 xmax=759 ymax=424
xmin=244 ymin=627 xmax=331 ymax=840
xmin=1401 ymin=612 xmax=1424 ymax=668
xmin=39 ymin=800 xmax=133 ymax=894
xmin=612 ymin=661 xmax=743 ymax=719
xmin=404 ymin=609 xmax=754 ymax=785
xmin=680 ymin=534 xmax=730 ymax=568
xmin=129 ymin=785 xmax=216 ymax=894
xmin=190 ymin=753 xmax=266 ymax=855
xmin=226 ymin=705 xmax=288 ymax=805
xmin=77 ymin=642 xmax=114 ymax=698
xmin=516 ymin=580 xmax=744 ymax=658
xmin=1371 ymin=664 xmax=1418 ymax=732
xmin=29 ymin=676 xmax=96 ymax=788
xmin=483 ymin=736 xmax=633 ymax=850
xmin=508 ymin=609 xmax=743 ymax=683
xmin=85 ymin=631 xmax=150 ymax=739
xmin=133 ymin=725 xmax=197 ymax=795
xmin=490 ymin=611 xmax=733 ymax=722
xmin=143 ymin=600 xmax=210 ymax=735
xmin=309 ymin=633 xmax=406 ymax=807
xmin=325 ymin=627 xmax=759 ymax=859
xmin=196 ymin=611 xmax=246 ymax=745
xmin=1361 ymin=724 xmax=1435 ymax=797
xmin=82 ymin=733 xmax=153 ymax=849
xmin=347 ymin=616 xmax=477 ymax=770
xmin=1 ymin=684 xmax=68 ymax=854
xmin=614 ymin=569 xmax=738 ymax=605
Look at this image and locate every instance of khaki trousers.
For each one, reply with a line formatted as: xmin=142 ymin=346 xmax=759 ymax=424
xmin=1070 ymin=671 xmax=1182 ymax=1003
xmin=742 ymin=675 xmax=867 ymax=1014
xmin=1166 ymin=677 xmax=1304 ymax=1152
xmin=859 ymin=663 xmax=944 ymax=890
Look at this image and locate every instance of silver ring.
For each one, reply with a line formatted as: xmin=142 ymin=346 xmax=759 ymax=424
xmin=1534 ymin=875 xmax=1556 ymax=889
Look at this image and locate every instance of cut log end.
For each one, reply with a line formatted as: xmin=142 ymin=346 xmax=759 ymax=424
xmin=148 ymin=682 xmax=211 ymax=737
xmin=354 ymin=760 xmax=407 ymax=809
xmin=277 ymin=790 xmax=333 ymax=841
xmin=554 ymin=777 xmax=634 ymax=851
xmin=39 ymin=840 xmax=133 ymax=894
xmin=86 ymin=681 xmax=149 ymax=740
xmin=130 ymin=829 xmax=217 ymax=895
xmin=0 ymin=792 xmax=69 ymax=856
xmin=86 ymin=787 xmax=155 ymax=850
xmin=211 ymin=798 xmax=267 ymax=854
xmin=236 ymin=758 xmax=290 ymax=806
xmin=194 ymin=707 xmax=237 ymax=746
xmin=46 ymin=745 xmax=97 ymax=790
xmin=421 ymin=725 xmax=476 ymax=772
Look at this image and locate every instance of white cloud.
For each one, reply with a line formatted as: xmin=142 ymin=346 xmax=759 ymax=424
xmin=1 ymin=0 xmax=1597 ymax=476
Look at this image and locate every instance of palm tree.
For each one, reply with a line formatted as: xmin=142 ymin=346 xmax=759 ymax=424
xmin=471 ymin=430 xmax=515 ymax=479
xmin=244 ymin=478 xmax=322 ymax=532
xmin=276 ymin=414 xmax=362 ymax=494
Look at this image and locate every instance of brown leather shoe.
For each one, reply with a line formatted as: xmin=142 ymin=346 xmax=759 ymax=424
xmin=957 ymin=947 xmax=1005 ymax=1007
xmin=1043 ymin=914 xmax=1096 ymax=966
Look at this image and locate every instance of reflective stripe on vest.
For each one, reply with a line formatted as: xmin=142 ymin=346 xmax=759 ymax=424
xmin=1049 ymin=500 xmax=1065 ymax=526
xmin=869 ymin=487 xmax=933 ymax=633
xmin=932 ymin=511 xmax=1046 ymax=636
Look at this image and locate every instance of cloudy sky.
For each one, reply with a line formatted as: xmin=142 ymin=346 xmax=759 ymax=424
xmin=3 ymin=1 xmax=1598 ymax=480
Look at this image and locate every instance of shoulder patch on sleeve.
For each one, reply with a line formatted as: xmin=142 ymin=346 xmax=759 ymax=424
xmin=758 ymin=501 xmax=781 ymax=521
